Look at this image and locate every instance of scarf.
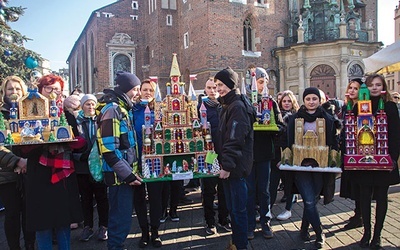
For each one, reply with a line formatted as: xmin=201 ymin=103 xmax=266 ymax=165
xmin=296 ymin=105 xmax=323 ymax=122
xmin=39 ymin=145 xmax=74 ymax=184
xmin=204 ymin=98 xmax=219 ymax=108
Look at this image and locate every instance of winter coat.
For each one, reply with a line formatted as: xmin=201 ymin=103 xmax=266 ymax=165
xmin=217 ymin=90 xmax=254 ymax=178
xmin=97 ymin=89 xmax=138 ymax=186
xmin=283 ymin=106 xmax=338 ymax=204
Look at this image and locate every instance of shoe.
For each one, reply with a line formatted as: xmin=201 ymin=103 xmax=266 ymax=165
xmin=151 ymin=233 xmax=162 ymax=248
xmin=370 ymin=236 xmax=381 ymax=249
xmin=79 ymin=226 xmax=94 ymax=242
xmin=247 ymin=231 xmax=254 ymax=240
xmin=160 ymin=212 xmax=168 ymax=223
xmin=277 ymin=210 xmax=292 ymax=221
xmin=70 ymin=223 xmax=79 ymax=230
xmin=139 ymin=232 xmax=149 ymax=248
xmin=280 ymin=196 xmax=287 ymax=203
xmin=262 ymin=222 xmax=273 ymax=239
xmin=206 ymin=225 xmax=217 ymax=235
xmin=359 ymin=231 xmax=371 ymax=248
xmin=292 ymin=194 xmax=297 ymax=203
xmin=218 ymin=222 xmax=232 ymax=232
xmin=169 ymin=210 xmax=180 ymax=222
xmin=213 ymin=202 xmax=218 ymax=210
xmin=97 ymin=226 xmax=108 ymax=241
xmin=315 ymin=232 xmax=325 ymax=249
xmin=255 ymin=210 xmax=261 ymax=222
xmin=343 ymin=216 xmax=363 ymax=230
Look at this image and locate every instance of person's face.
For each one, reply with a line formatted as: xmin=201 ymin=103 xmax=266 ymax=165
xmin=277 ymin=94 xmax=283 ymax=104
xmin=392 ymin=94 xmax=400 ymax=103
xmin=5 ymin=80 xmax=24 ymax=99
xmin=204 ymin=80 xmax=218 ymax=100
xmin=41 ymin=81 xmax=62 ymax=99
xmin=82 ymin=100 xmax=96 ymax=116
xmin=256 ymin=78 xmax=265 ymax=94
xmin=304 ymin=94 xmax=320 ymax=112
xmin=215 ymin=79 xmax=231 ymax=97
xmin=347 ymin=82 xmax=360 ymax=101
xmin=126 ymin=86 xmax=141 ymax=101
xmin=140 ymin=83 xmax=155 ymax=102
xmin=281 ymin=95 xmax=293 ymax=111
xmin=367 ymin=77 xmax=384 ymax=97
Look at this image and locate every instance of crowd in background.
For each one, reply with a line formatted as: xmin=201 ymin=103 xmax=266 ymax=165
xmin=0 ymin=68 xmax=398 ymax=250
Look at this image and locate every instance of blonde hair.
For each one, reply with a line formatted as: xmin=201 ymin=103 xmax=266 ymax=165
xmin=344 ymin=80 xmax=362 ymax=105
xmin=0 ymin=76 xmax=27 ymax=105
xmin=278 ymin=90 xmax=300 ymax=112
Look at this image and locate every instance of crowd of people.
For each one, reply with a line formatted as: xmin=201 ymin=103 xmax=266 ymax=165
xmin=0 ymin=68 xmax=399 ymax=250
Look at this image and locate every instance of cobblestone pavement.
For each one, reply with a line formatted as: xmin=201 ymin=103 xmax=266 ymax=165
xmin=0 ymin=180 xmax=399 ymax=249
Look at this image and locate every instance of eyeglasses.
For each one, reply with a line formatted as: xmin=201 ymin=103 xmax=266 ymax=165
xmin=43 ymin=86 xmax=62 ymax=94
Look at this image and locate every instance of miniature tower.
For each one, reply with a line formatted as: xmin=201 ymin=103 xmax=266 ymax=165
xmin=344 ymin=101 xmax=356 ymax=155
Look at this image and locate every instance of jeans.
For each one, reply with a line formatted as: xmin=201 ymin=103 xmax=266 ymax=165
xmin=294 ymin=171 xmax=323 ymax=231
xmin=107 ymin=184 xmax=134 ymax=250
xmin=246 ymin=160 xmax=271 ymax=231
xmin=202 ymin=177 xmax=229 ymax=226
xmin=223 ymin=177 xmax=248 ymax=249
xmin=36 ymin=226 xmax=70 ymax=250
xmin=77 ymin=174 xmax=109 ymax=228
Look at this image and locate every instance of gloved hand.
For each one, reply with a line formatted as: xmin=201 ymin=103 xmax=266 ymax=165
xmin=281 ymin=147 xmax=292 ymax=165
xmin=330 ymin=149 xmax=339 ymax=167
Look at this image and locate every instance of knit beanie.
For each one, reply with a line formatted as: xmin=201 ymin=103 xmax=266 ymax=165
xmin=214 ymin=67 xmax=238 ymax=90
xmin=63 ymin=94 xmax=82 ymax=111
xmin=115 ymin=71 xmax=141 ymax=94
xmin=303 ymin=87 xmax=321 ymax=101
xmin=80 ymin=94 xmax=97 ymax=108
xmin=255 ymin=67 xmax=269 ymax=81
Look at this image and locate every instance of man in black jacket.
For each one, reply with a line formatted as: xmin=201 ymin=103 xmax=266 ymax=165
xmin=215 ymin=67 xmax=254 ymax=250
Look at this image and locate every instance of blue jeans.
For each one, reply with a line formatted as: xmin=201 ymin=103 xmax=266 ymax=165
xmin=107 ymin=184 xmax=134 ymax=250
xmin=294 ymin=171 xmax=323 ymax=231
xmin=246 ymin=160 xmax=271 ymax=231
xmin=36 ymin=226 xmax=70 ymax=250
xmin=223 ymin=177 xmax=248 ymax=249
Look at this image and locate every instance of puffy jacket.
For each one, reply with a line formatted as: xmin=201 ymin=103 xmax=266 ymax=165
xmin=97 ymin=89 xmax=138 ymax=186
xmin=217 ymin=90 xmax=254 ymax=178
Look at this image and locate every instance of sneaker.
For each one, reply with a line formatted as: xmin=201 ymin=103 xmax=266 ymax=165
xmin=277 ymin=210 xmax=292 ymax=221
xmin=205 ymin=225 xmax=216 ymax=235
xmin=266 ymin=210 xmax=273 ymax=219
xmin=255 ymin=210 xmax=261 ymax=222
xmin=160 ymin=212 xmax=168 ymax=223
xmin=247 ymin=231 xmax=255 ymax=240
xmin=262 ymin=223 xmax=274 ymax=239
xmin=169 ymin=210 xmax=179 ymax=222
xmin=97 ymin=226 xmax=108 ymax=241
xmin=218 ymin=222 xmax=232 ymax=232
xmin=151 ymin=235 xmax=162 ymax=248
xmin=292 ymin=194 xmax=298 ymax=203
xmin=79 ymin=226 xmax=94 ymax=242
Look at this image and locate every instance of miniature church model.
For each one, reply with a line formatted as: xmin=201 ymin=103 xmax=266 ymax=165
xmin=343 ymin=83 xmax=393 ymax=170
xmin=0 ymin=84 xmax=73 ymax=145
xmin=246 ymin=72 xmax=279 ymax=131
xmin=141 ymin=54 xmax=219 ymax=180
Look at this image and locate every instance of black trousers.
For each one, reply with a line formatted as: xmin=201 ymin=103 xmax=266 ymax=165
xmin=161 ymin=180 xmax=182 ymax=214
xmin=133 ymin=182 xmax=164 ymax=232
xmin=0 ymin=180 xmax=35 ymax=249
xmin=76 ymin=174 xmax=109 ymax=228
xmin=359 ymin=184 xmax=389 ymax=236
xmin=202 ymin=177 xmax=229 ymax=226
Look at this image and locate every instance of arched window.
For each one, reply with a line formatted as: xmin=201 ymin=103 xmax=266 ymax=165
xmin=243 ymin=18 xmax=253 ymax=51
xmin=113 ymin=54 xmax=131 ymax=79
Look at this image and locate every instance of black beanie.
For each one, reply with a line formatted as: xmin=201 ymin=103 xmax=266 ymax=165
xmin=115 ymin=71 xmax=141 ymax=94
xmin=303 ymin=87 xmax=321 ymax=101
xmin=214 ymin=67 xmax=238 ymax=90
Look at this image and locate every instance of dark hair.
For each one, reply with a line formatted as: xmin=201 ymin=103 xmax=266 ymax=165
xmin=365 ymin=74 xmax=391 ymax=102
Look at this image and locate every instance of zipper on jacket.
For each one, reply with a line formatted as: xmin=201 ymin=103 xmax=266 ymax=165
xmin=230 ymin=120 xmax=238 ymax=140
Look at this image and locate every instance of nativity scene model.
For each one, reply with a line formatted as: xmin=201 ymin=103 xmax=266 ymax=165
xmin=140 ymin=54 xmax=220 ymax=182
xmin=0 ymin=84 xmax=74 ymax=145
xmin=343 ymin=83 xmax=393 ymax=171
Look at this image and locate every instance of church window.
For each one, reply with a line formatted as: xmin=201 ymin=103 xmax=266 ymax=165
xmin=243 ymin=18 xmax=253 ymax=51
